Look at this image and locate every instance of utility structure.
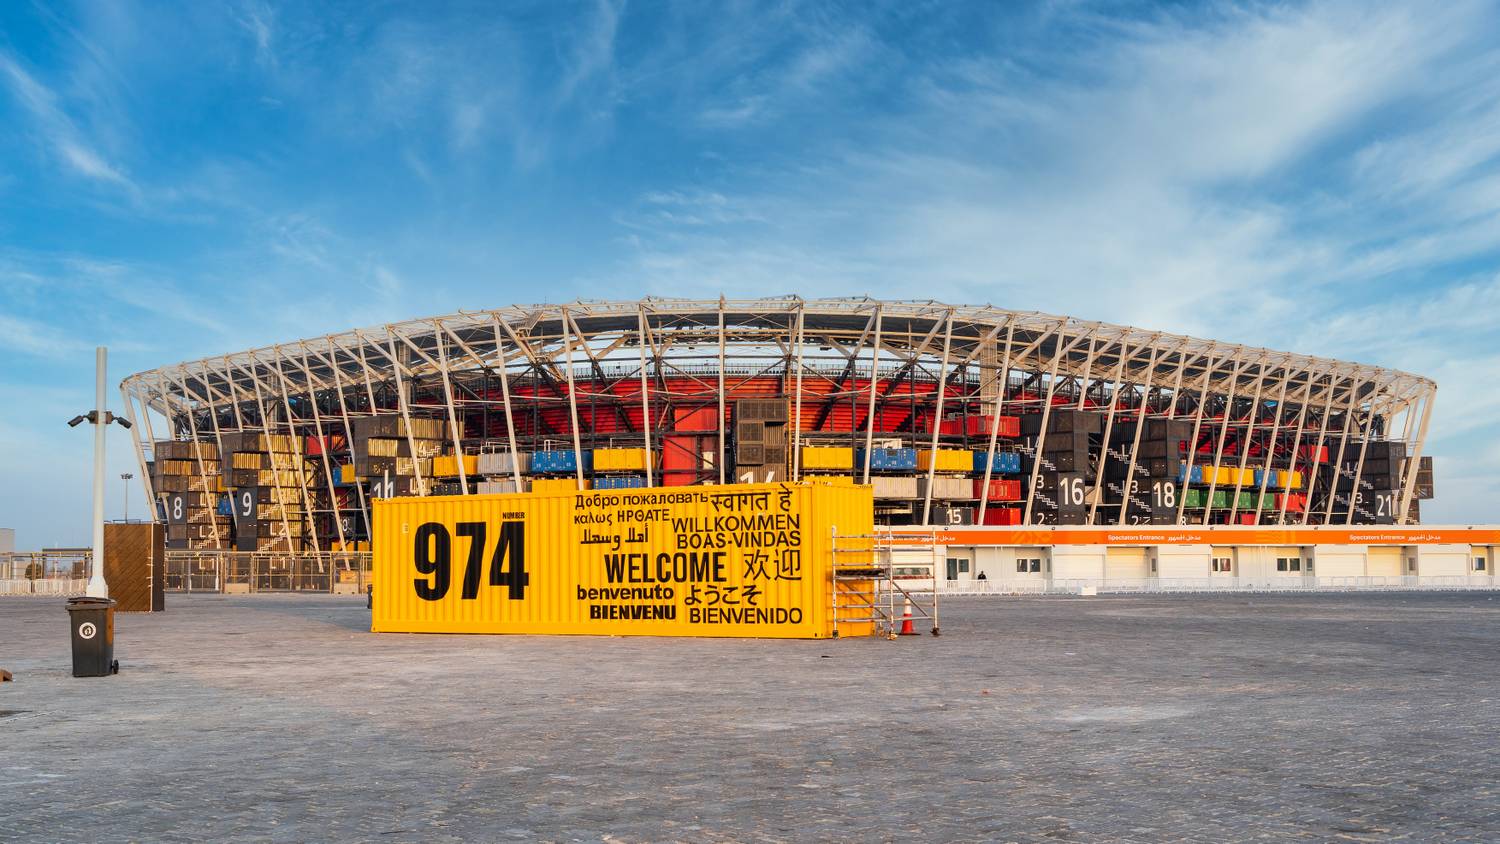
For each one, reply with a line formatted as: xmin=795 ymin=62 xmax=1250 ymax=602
xmin=118 ymin=297 xmax=1437 ymax=552
xmin=69 ymin=346 xmax=133 ymax=598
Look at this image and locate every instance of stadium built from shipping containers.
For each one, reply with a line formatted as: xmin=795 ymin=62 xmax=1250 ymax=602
xmin=119 ymin=297 xmax=1439 ymax=554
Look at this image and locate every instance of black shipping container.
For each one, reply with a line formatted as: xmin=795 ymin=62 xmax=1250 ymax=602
xmin=1030 ymin=471 xmax=1088 ymax=511
xmin=1136 ymin=439 xmax=1177 ymax=459
xmin=1038 ymin=429 xmax=1091 ymax=454
xmin=737 ymin=420 xmax=765 ymax=444
xmin=1020 ymin=410 xmax=1105 ymax=436
xmin=1023 ymin=449 xmax=1085 ymax=473
xmin=1359 ymin=441 xmax=1407 ymax=463
xmin=929 ymin=505 xmax=973 ymax=526
xmin=736 ymin=399 xmax=788 ymax=423
xmin=1114 ymin=419 xmax=1192 ymax=442
xmin=354 ymin=456 xmax=397 ymax=476
xmin=235 ymin=527 xmax=260 ymax=552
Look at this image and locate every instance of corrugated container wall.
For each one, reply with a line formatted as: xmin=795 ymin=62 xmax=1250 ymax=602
xmin=372 ymin=482 xmax=874 ymax=638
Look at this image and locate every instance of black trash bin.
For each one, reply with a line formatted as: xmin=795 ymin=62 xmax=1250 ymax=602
xmin=66 ymin=597 xmax=118 ymax=678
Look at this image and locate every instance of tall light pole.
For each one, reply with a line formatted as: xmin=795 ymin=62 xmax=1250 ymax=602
xmin=121 ymin=473 xmax=134 ymax=522
xmin=68 ymin=347 xmax=132 ymax=599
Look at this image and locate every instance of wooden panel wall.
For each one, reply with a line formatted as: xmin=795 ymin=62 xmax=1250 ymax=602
xmin=104 ymin=523 xmax=165 ymax=612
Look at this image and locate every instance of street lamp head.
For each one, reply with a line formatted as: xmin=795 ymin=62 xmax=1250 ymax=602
xmin=68 ymin=414 xmax=88 ymax=428
xmin=121 ymin=473 xmax=134 ymax=481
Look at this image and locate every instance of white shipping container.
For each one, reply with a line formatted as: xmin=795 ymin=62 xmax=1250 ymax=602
xmin=477 ymin=451 xmax=532 ymax=475
xmin=477 ymin=479 xmax=531 ymax=495
xmin=917 ymin=476 xmax=974 ymax=500
xmin=871 ymin=476 xmax=918 ymax=499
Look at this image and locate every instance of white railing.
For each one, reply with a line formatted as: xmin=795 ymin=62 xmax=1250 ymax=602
xmin=0 ymin=552 xmax=91 ymax=596
xmin=940 ymin=579 xmax=1052 ymax=595
xmin=924 ymin=575 xmax=1500 ymax=595
xmin=0 ymin=577 xmax=89 ymax=596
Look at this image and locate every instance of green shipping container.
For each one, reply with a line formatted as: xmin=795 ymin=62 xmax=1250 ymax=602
xmin=1235 ymin=491 xmax=1276 ymax=510
xmin=1184 ymin=489 xmax=1230 ymax=509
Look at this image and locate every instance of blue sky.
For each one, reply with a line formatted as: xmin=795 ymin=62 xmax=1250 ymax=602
xmin=3 ymin=0 xmax=1499 ymax=548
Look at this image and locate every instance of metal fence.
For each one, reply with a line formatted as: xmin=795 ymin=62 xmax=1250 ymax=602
xmin=0 ymin=550 xmax=372 ymax=596
xmin=164 ymin=551 xmax=372 ymax=594
xmin=0 ymin=551 xmax=90 ymax=596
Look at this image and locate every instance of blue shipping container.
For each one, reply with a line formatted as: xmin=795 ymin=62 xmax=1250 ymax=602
xmin=531 ymin=450 xmax=593 ymax=474
xmin=215 ymin=496 xmax=232 ymax=517
xmin=595 ymin=475 xmax=646 ymax=490
xmin=1177 ymin=464 xmax=1205 ymax=485
xmin=856 ymin=447 xmax=918 ymax=471
xmin=973 ymin=451 xmax=1022 ymax=474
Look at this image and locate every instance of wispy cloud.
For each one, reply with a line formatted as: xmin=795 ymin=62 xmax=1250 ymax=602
xmin=0 ymin=311 xmax=91 ymax=357
xmin=0 ymin=251 xmax=226 ymax=354
xmin=235 ymin=0 xmax=277 ymax=68
xmin=610 ymin=0 xmax=1500 ymax=521
xmin=0 ymin=50 xmax=137 ymax=192
xmin=617 ymin=1 xmax=1500 ymax=334
xmin=694 ymin=21 xmax=878 ymax=127
xmin=556 ymin=0 xmax=622 ymax=105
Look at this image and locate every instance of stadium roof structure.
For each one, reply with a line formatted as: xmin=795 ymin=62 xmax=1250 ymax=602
xmin=121 ymin=296 xmax=1437 ymax=532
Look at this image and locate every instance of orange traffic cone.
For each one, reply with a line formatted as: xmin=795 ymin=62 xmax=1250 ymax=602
xmin=899 ymin=598 xmax=917 ymax=636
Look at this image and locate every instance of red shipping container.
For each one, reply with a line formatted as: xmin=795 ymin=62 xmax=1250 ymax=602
xmin=1276 ymin=493 xmax=1307 ymax=512
xmin=938 ymin=414 xmax=1020 ymax=438
xmin=1297 ymin=445 xmax=1329 ymax=463
xmin=663 ymin=434 xmax=717 ymax=474
xmin=1235 ymin=513 xmax=1258 ymax=525
xmin=973 ymin=478 xmax=1022 ymax=501
xmin=673 ymin=407 xmax=719 ymax=432
xmin=980 ymin=507 xmax=1023 ymax=525
xmin=305 ymin=435 xmax=347 ymax=456
xmin=989 ymin=415 xmax=1021 ymax=438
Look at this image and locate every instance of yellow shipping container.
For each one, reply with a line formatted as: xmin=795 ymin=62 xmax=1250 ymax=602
xmin=372 ymin=481 xmax=875 ymax=638
xmin=530 ymin=477 xmax=591 ymax=493
xmin=1207 ymin=466 xmax=1252 ymax=486
xmin=594 ymin=448 xmax=655 ymax=472
xmin=805 ymin=475 xmax=855 ymax=485
xmin=1286 ymin=470 xmax=1304 ymax=490
xmin=917 ymin=449 xmax=972 ymax=473
xmin=340 ymin=464 xmax=357 ymax=484
xmin=800 ymin=446 xmax=854 ymax=470
xmin=231 ymin=452 xmax=263 ymax=469
xmin=432 ymin=455 xmax=479 ymax=478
